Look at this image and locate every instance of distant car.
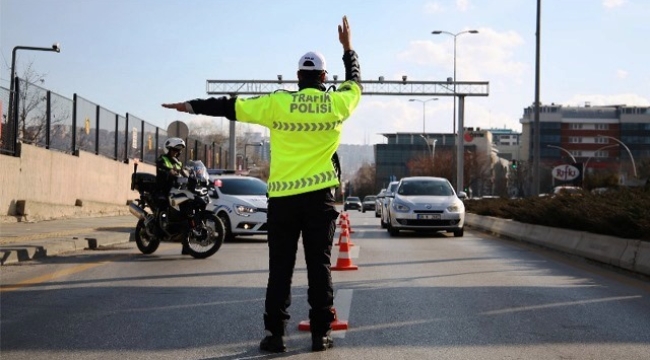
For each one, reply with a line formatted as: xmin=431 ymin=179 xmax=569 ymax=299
xmin=207 ymin=175 xmax=268 ymax=242
xmin=375 ymin=189 xmax=386 ymax=218
xmin=385 ymin=176 xmax=466 ymax=237
xmin=553 ymin=185 xmax=583 ymax=196
xmin=380 ymin=181 xmax=400 ymax=228
xmin=362 ymin=195 xmax=376 ymax=213
xmin=343 ymin=196 xmax=362 ymax=212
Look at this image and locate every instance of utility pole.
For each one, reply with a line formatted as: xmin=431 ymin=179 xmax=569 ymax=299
xmin=533 ymin=0 xmax=542 ymax=196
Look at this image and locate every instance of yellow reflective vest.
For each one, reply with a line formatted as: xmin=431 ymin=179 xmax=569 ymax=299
xmin=235 ymin=81 xmax=361 ymax=197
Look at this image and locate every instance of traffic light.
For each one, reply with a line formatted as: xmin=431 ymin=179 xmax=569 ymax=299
xmin=511 ymin=160 xmax=517 ymax=169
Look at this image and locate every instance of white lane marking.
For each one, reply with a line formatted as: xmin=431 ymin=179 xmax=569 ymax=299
xmin=332 ymin=289 xmax=353 ymax=339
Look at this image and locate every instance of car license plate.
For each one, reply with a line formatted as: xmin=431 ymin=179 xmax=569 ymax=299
xmin=418 ymin=214 xmax=441 ymax=220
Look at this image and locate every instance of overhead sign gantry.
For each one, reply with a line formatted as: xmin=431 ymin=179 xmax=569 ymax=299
xmin=205 ymin=78 xmax=489 ymax=193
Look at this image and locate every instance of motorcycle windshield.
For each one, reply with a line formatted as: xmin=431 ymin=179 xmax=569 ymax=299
xmin=188 ymin=160 xmax=210 ymax=184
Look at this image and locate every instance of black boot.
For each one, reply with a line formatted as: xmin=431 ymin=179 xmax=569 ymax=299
xmin=181 ymin=241 xmax=190 ymax=255
xmin=260 ymin=334 xmax=286 ymax=353
xmin=311 ymin=334 xmax=334 ymax=352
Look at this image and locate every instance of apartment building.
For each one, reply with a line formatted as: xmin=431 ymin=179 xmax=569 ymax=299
xmin=520 ymin=103 xmax=650 ymax=184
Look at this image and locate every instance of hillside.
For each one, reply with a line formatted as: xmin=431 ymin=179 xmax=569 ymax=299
xmin=336 ymin=144 xmax=374 ymax=179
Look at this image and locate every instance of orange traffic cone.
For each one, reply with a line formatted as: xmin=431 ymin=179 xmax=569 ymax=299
xmin=344 ymin=213 xmax=355 ymax=233
xmin=332 ymin=234 xmax=358 ymax=271
xmin=298 ymin=308 xmax=348 ymax=331
xmin=336 ymin=223 xmax=355 ymax=247
xmin=337 ymin=213 xmax=346 ymax=227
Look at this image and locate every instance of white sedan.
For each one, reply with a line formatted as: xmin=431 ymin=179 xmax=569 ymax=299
xmin=385 ymin=176 xmax=466 ymax=237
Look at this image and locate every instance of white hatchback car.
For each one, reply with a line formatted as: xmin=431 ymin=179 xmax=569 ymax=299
xmin=207 ymin=175 xmax=268 ymax=241
xmin=385 ymin=176 xmax=466 ymax=237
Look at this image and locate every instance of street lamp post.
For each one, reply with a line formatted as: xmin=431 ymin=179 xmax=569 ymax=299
xmin=546 ymin=145 xmax=577 ymax=164
xmin=409 ymin=98 xmax=438 ymax=133
xmin=419 ymin=134 xmax=437 ymax=166
xmin=8 ymin=43 xmax=61 ymax=141
xmin=596 ymin=135 xmax=637 ymax=178
xmin=430 ymin=138 xmax=438 ymax=168
xmin=431 ymin=30 xmax=478 ymax=135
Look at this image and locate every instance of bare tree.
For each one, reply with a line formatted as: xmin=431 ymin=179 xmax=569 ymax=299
xmin=351 ymin=162 xmax=376 ymax=198
xmin=464 ymin=151 xmax=497 ymax=197
xmin=407 ymin=148 xmax=496 ymax=196
xmin=16 ymin=63 xmax=48 ymax=144
xmin=12 ymin=62 xmax=71 ymax=151
xmin=189 ymin=121 xmax=229 ymax=145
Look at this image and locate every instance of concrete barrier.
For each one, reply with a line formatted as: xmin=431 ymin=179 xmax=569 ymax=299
xmin=574 ymin=233 xmax=630 ymax=268
xmin=1 ymin=143 xmax=155 ymax=222
xmin=465 ymin=214 xmax=649 ymax=277
xmin=634 ymin=241 xmax=650 ymax=275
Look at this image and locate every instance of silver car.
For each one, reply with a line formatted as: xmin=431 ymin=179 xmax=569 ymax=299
xmin=385 ymin=176 xmax=466 ymax=237
xmin=380 ymin=181 xmax=400 ymax=228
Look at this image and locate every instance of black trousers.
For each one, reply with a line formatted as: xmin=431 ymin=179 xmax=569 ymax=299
xmin=264 ymin=188 xmax=339 ymax=336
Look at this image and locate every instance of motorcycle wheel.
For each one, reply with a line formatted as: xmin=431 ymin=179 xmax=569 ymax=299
xmin=135 ymin=219 xmax=161 ymax=254
xmin=185 ymin=212 xmax=225 ymax=259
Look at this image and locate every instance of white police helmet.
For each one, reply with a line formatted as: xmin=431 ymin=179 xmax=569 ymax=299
xmin=164 ymin=137 xmax=186 ymax=154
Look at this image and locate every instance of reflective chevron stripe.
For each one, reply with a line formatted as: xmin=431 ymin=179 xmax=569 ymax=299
xmin=267 ymin=170 xmax=338 ymax=193
xmin=272 ymin=120 xmax=342 ymax=131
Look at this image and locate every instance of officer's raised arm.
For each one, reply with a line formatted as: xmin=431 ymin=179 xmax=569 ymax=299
xmin=338 ymin=16 xmax=361 ymax=87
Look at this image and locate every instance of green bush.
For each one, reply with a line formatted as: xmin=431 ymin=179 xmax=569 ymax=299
xmin=464 ymin=188 xmax=650 ymax=241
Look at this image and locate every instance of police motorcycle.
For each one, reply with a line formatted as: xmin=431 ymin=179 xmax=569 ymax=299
xmin=128 ymin=159 xmax=225 ymax=258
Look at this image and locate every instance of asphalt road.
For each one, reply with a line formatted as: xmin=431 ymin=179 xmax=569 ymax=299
xmin=2 ymin=210 xmax=650 ymax=359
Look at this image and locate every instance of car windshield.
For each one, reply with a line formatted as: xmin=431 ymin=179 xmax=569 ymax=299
xmin=387 ymin=182 xmax=399 ymax=194
xmin=215 ymin=177 xmax=267 ymax=195
xmin=398 ymin=180 xmax=454 ymax=196
xmin=363 ymin=196 xmax=376 ymax=202
xmin=347 ymin=197 xmax=360 ymax=202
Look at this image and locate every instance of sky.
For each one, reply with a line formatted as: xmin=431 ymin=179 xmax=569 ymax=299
xmin=1 ymin=0 xmax=648 ymax=146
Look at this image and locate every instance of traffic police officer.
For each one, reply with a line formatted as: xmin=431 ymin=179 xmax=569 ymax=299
xmin=156 ymin=137 xmax=185 ymax=195
xmin=162 ymin=16 xmax=361 ymax=352
xmin=155 ymin=137 xmax=191 ymax=254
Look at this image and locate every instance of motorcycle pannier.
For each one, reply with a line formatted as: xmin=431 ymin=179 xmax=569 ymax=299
xmin=131 ymin=172 xmax=157 ymax=192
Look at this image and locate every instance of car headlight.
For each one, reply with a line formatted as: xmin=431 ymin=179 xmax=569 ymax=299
xmin=235 ymin=204 xmax=257 ymax=216
xmin=447 ymin=203 xmax=463 ymax=213
xmin=392 ymin=201 xmax=410 ymax=212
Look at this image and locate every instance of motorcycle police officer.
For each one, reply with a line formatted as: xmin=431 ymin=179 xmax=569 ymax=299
xmin=162 ymin=16 xmax=361 ymax=352
xmin=156 ymin=137 xmax=190 ymax=254
xmin=156 ymin=137 xmax=186 ymax=194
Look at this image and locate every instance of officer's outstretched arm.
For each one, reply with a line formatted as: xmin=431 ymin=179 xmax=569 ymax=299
xmin=162 ymin=97 xmax=237 ymax=120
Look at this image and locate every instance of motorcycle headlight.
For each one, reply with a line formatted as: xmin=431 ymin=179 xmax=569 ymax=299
xmin=392 ymin=201 xmax=410 ymax=213
xmin=447 ymin=203 xmax=463 ymax=213
xmin=235 ymin=204 xmax=257 ymax=216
